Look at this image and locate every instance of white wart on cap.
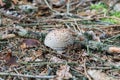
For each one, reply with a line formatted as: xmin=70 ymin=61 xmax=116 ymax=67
xmin=44 ymin=28 xmax=74 ymax=53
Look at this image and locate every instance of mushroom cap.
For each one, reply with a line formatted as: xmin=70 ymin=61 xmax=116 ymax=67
xmin=44 ymin=29 xmax=74 ymax=51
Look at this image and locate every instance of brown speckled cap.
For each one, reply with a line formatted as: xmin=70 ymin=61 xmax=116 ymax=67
xmin=44 ymin=28 xmax=74 ymax=52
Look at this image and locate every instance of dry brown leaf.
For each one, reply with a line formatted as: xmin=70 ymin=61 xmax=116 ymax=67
xmin=0 ymin=0 xmax=5 ymax=6
xmin=20 ymin=43 xmax=27 ymax=49
xmin=20 ymin=39 xmax=40 ymax=49
xmin=12 ymin=0 xmax=18 ymax=4
xmin=50 ymin=56 xmax=65 ymax=63
xmin=88 ymin=70 xmax=117 ymax=80
xmin=4 ymin=52 xmax=18 ymax=67
xmin=36 ymin=5 xmax=51 ymax=17
xmin=108 ymin=47 xmax=120 ymax=54
xmin=79 ymin=10 xmax=97 ymax=17
xmin=39 ymin=69 xmax=48 ymax=76
xmin=32 ymin=49 xmax=43 ymax=61
xmin=1 ymin=34 xmax=16 ymax=39
xmin=24 ymin=57 xmax=33 ymax=62
xmin=56 ymin=65 xmax=72 ymax=79
xmin=34 ymin=49 xmax=42 ymax=57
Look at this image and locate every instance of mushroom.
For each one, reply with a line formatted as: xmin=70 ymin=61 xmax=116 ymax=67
xmin=44 ymin=28 xmax=100 ymax=54
xmin=44 ymin=28 xmax=75 ymax=54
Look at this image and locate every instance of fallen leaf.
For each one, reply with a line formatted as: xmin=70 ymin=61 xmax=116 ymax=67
xmin=56 ymin=65 xmax=72 ymax=79
xmin=1 ymin=34 xmax=16 ymax=39
xmin=24 ymin=57 xmax=33 ymax=62
xmin=32 ymin=49 xmax=43 ymax=61
xmin=39 ymin=69 xmax=48 ymax=76
xmin=88 ymin=70 xmax=117 ymax=80
xmin=108 ymin=47 xmax=120 ymax=54
xmin=50 ymin=56 xmax=65 ymax=63
xmin=33 ymin=49 xmax=42 ymax=57
xmin=20 ymin=43 xmax=27 ymax=49
xmin=0 ymin=0 xmax=5 ymax=6
xmin=20 ymin=39 xmax=40 ymax=49
xmin=12 ymin=0 xmax=18 ymax=4
xmin=4 ymin=52 xmax=18 ymax=67
xmin=4 ymin=52 xmax=12 ymax=61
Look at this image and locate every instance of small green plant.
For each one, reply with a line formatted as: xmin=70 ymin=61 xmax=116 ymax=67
xmin=110 ymin=11 xmax=120 ymax=18
xmin=90 ymin=2 xmax=108 ymax=12
xmin=101 ymin=11 xmax=120 ymax=24
xmin=101 ymin=18 xmax=119 ymax=24
xmin=90 ymin=3 xmax=120 ymax=24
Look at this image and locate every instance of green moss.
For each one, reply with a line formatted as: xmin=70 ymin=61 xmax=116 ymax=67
xmin=110 ymin=11 xmax=120 ymax=18
xmin=101 ymin=18 xmax=119 ymax=24
xmin=101 ymin=11 xmax=120 ymax=24
xmin=90 ymin=2 xmax=108 ymax=12
xmin=90 ymin=2 xmax=120 ymax=24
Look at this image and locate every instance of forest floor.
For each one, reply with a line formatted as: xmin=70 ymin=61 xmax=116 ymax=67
xmin=0 ymin=0 xmax=120 ymax=80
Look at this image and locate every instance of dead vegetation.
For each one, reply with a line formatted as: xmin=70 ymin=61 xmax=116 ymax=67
xmin=0 ymin=0 xmax=120 ymax=80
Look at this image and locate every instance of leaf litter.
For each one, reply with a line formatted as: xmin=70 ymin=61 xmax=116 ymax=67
xmin=0 ymin=0 xmax=120 ymax=80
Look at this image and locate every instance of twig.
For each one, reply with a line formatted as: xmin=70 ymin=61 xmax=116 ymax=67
xmin=66 ymin=0 xmax=70 ymax=14
xmin=44 ymin=0 xmax=58 ymax=13
xmin=89 ymin=66 xmax=113 ymax=70
xmin=14 ymin=68 xmax=24 ymax=80
xmin=0 ymin=72 xmax=55 ymax=79
xmin=70 ymin=67 xmax=85 ymax=77
xmin=19 ymin=61 xmax=77 ymax=66
xmin=83 ymin=59 xmax=92 ymax=80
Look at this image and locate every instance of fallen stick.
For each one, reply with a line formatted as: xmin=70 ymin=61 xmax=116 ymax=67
xmin=0 ymin=72 xmax=55 ymax=79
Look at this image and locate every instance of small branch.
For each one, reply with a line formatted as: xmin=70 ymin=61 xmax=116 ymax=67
xmin=44 ymin=0 xmax=58 ymax=13
xmin=89 ymin=66 xmax=120 ymax=70
xmin=66 ymin=0 xmax=70 ymax=14
xmin=0 ymin=72 xmax=55 ymax=79
xmin=83 ymin=59 xmax=92 ymax=80
xmin=19 ymin=61 xmax=77 ymax=66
